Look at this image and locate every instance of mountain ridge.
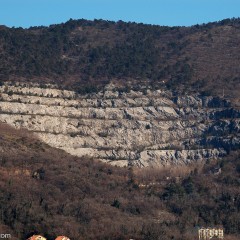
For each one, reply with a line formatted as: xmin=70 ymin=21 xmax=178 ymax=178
xmin=0 ymin=18 xmax=240 ymax=97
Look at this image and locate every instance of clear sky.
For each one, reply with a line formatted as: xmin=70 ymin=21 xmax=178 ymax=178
xmin=1 ymin=0 xmax=240 ymax=28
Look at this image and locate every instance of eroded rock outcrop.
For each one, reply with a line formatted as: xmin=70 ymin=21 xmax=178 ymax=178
xmin=0 ymin=83 xmax=239 ymax=167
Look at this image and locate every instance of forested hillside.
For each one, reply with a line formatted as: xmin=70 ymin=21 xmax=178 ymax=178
xmin=0 ymin=18 xmax=240 ymax=96
xmin=0 ymin=124 xmax=240 ymax=240
xmin=1 ymin=17 xmax=240 ymax=240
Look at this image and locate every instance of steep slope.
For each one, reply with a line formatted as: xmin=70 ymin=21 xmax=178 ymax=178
xmin=0 ymin=18 xmax=240 ymax=96
xmin=0 ymin=82 xmax=239 ymax=167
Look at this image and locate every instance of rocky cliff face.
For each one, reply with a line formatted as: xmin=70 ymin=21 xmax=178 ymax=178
xmin=0 ymin=83 xmax=239 ymax=167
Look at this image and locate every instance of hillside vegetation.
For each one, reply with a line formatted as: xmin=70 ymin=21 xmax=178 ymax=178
xmin=1 ymin=17 xmax=240 ymax=240
xmin=0 ymin=123 xmax=240 ymax=240
xmin=0 ymin=18 xmax=240 ymax=96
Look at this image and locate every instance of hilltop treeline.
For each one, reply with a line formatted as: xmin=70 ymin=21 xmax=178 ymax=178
xmin=0 ymin=124 xmax=240 ymax=240
xmin=0 ymin=18 xmax=240 ymax=95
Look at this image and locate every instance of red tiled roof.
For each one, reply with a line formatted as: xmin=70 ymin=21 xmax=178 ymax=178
xmin=55 ymin=237 xmax=70 ymax=240
xmin=27 ymin=235 xmax=46 ymax=240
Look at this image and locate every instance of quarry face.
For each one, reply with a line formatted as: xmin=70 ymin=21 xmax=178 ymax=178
xmin=0 ymin=83 xmax=239 ymax=167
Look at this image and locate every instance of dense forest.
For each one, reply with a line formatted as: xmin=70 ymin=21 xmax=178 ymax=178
xmin=0 ymin=18 xmax=240 ymax=96
xmin=0 ymin=124 xmax=239 ymax=240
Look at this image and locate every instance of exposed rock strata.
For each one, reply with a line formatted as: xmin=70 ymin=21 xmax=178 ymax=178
xmin=0 ymin=83 xmax=239 ymax=167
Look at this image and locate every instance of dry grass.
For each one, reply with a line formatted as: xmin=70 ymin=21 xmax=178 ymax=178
xmin=134 ymin=162 xmax=205 ymax=184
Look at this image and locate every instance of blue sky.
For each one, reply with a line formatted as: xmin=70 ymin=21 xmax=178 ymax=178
xmin=1 ymin=0 xmax=240 ymax=28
